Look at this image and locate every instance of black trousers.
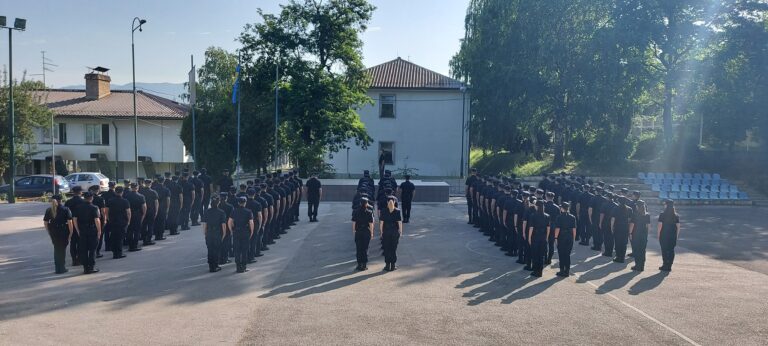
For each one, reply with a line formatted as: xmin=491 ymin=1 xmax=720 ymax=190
xmin=613 ymin=228 xmax=629 ymax=260
xmin=191 ymin=197 xmax=202 ymax=223
xmin=660 ymin=232 xmax=677 ymax=268
xmin=111 ymin=224 xmax=127 ymax=257
xmin=590 ymin=220 xmax=602 ymax=250
xmin=506 ymin=225 xmax=517 ymax=254
xmin=602 ymin=222 xmax=614 ymax=256
xmin=578 ymin=215 xmax=590 ymax=242
xmin=96 ymin=220 xmax=106 ymax=253
xmin=382 ymin=230 xmax=400 ymax=264
xmin=167 ymin=202 xmax=180 ymax=232
xmin=205 ymin=235 xmax=221 ymax=270
xmin=70 ymin=231 xmax=80 ymax=264
xmin=355 ymin=231 xmax=371 ymax=265
xmin=179 ymin=202 xmax=192 ymax=228
xmin=308 ymin=198 xmax=320 ymax=219
xmin=154 ymin=210 xmax=167 ymax=239
xmin=78 ymin=231 xmax=98 ymax=270
xmin=128 ymin=217 xmax=143 ymax=250
xmin=547 ymin=233 xmax=556 ymax=262
xmin=467 ymin=196 xmax=474 ymax=223
xmin=630 ymin=231 xmax=648 ymax=269
xmin=517 ymin=225 xmax=528 ymax=262
xmin=557 ymin=239 xmax=573 ymax=273
xmin=531 ymin=239 xmax=547 ymax=275
xmin=233 ymin=232 xmax=250 ymax=270
xmin=50 ymin=232 xmax=69 ymax=273
xmin=202 ymin=192 xmax=211 ymax=212
xmin=402 ymin=200 xmax=412 ymax=221
xmin=220 ymin=232 xmax=232 ymax=264
xmin=249 ymin=228 xmax=262 ymax=260
xmin=295 ymin=195 xmax=301 ymax=220
xmin=142 ymin=211 xmax=156 ymax=243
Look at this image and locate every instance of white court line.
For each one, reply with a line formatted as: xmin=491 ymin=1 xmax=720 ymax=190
xmin=578 ymin=274 xmax=702 ymax=346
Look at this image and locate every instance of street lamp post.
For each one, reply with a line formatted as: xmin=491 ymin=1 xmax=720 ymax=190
xmin=1 ymin=16 xmax=27 ymax=204
xmin=131 ymin=17 xmax=146 ymax=179
xmin=459 ymin=86 xmax=467 ymax=179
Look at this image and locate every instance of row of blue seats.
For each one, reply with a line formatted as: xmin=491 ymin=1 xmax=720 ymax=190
xmin=644 ymin=178 xmax=728 ymax=185
xmin=651 ymin=184 xmax=740 ymax=193
xmin=639 ymin=172 xmax=722 ymax=180
xmin=660 ymin=191 xmax=749 ymax=200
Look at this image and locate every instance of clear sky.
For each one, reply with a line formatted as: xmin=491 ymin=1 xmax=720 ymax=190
xmin=1 ymin=0 xmax=469 ymax=87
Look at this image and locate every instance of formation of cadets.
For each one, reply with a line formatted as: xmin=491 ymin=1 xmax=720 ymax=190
xmin=43 ymin=168 xmax=306 ymax=275
xmin=465 ymin=169 xmax=682 ymax=278
xmin=350 ymin=169 xmax=412 ymax=272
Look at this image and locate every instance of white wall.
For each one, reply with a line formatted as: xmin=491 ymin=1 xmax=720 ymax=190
xmin=327 ymin=89 xmax=470 ymax=177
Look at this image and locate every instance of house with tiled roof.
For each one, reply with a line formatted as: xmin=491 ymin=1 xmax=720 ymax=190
xmin=25 ymin=71 xmax=191 ymax=180
xmin=326 ymin=57 xmax=469 ymax=177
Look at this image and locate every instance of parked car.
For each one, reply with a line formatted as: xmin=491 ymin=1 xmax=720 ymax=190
xmin=65 ymin=172 xmax=110 ymax=192
xmin=0 ymin=175 xmax=71 ymax=198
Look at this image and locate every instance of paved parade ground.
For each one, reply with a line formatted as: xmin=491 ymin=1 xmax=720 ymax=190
xmin=1 ymin=200 xmax=767 ymax=345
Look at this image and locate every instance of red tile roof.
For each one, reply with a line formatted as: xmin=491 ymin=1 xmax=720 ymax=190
xmin=366 ymin=57 xmax=465 ymax=90
xmin=32 ymin=89 xmax=189 ymax=120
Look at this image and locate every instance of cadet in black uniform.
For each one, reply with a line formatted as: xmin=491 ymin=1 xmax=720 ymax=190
xmin=200 ymin=168 xmax=212 ymax=212
xmin=139 ymin=179 xmax=159 ymax=246
xmin=73 ymin=192 xmax=102 ymax=274
xmin=554 ymin=202 xmax=576 ymax=277
xmin=544 ymin=192 xmax=561 ymax=265
xmin=291 ymin=170 xmax=302 ymax=222
xmin=629 ymin=200 xmax=650 ymax=271
xmin=64 ymin=186 xmax=84 ymax=266
xmin=357 ymin=170 xmax=375 ymax=199
xmin=229 ymin=197 xmax=254 ymax=273
xmin=398 ymin=175 xmax=415 ymax=223
xmin=105 ymin=186 xmax=131 ymax=259
xmin=528 ymin=200 xmax=550 ymax=278
xmin=203 ymin=197 xmax=226 ymax=272
xmin=259 ymin=184 xmax=275 ymax=248
xmin=100 ymin=182 xmax=117 ymax=254
xmin=43 ymin=195 xmax=74 ymax=274
xmin=658 ymin=199 xmax=680 ymax=272
xmin=252 ymin=186 xmax=269 ymax=255
xmin=179 ymin=172 xmax=195 ymax=231
xmin=465 ymin=168 xmax=478 ymax=224
xmin=217 ymin=169 xmax=233 ymax=194
xmin=245 ymin=188 xmax=263 ymax=263
xmin=589 ymin=187 xmax=605 ymax=252
xmin=503 ymin=189 xmax=521 ymax=257
xmin=89 ymin=185 xmax=106 ymax=258
xmin=600 ymin=192 xmax=616 ymax=257
xmin=125 ymin=182 xmax=146 ymax=252
xmin=379 ymin=196 xmax=403 ymax=271
xmin=516 ymin=193 xmax=531 ymax=265
xmin=305 ymin=173 xmax=322 ymax=222
xmin=352 ymin=197 xmax=374 ymax=271
xmin=152 ymin=177 xmax=170 ymax=240
xmin=190 ymin=170 xmax=204 ymax=226
xmin=577 ymin=185 xmax=593 ymax=246
xmin=218 ymin=192 xmax=234 ymax=265
xmin=167 ymin=174 xmax=182 ymax=235
xmin=611 ymin=197 xmax=633 ymax=263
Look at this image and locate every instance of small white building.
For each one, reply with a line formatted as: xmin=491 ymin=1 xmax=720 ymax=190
xmin=26 ymin=71 xmax=191 ymax=180
xmin=327 ymin=58 xmax=470 ymax=178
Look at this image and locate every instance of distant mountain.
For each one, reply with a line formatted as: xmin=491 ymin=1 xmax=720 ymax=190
xmin=60 ymin=82 xmax=187 ymax=102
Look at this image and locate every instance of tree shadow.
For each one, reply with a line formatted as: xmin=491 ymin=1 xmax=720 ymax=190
xmin=627 ymin=271 xmax=669 ymax=295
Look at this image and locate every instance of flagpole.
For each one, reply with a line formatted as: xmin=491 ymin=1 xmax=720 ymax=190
xmin=235 ymin=57 xmax=242 ymax=174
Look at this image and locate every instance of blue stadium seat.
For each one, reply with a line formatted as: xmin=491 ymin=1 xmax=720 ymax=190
xmin=671 ymin=185 xmax=681 ymax=192
xmin=703 ymin=173 xmax=712 ymax=180
xmin=682 ymin=178 xmax=691 ymax=185
xmin=673 ymin=178 xmax=682 ymax=185
xmin=683 ymin=173 xmax=693 ymax=179
xmin=738 ymin=192 xmax=749 ymax=200
xmin=691 ymin=185 xmax=701 ymax=192
xmin=693 ymin=173 xmax=703 ymax=179
xmin=659 ymin=191 xmax=669 ymax=199
xmin=664 ymin=173 xmax=674 ymax=179
xmin=679 ymin=192 xmax=690 ymax=200
xmin=638 ymin=172 xmax=646 ymax=180
xmin=702 ymin=192 xmax=712 ymax=200
xmin=674 ymin=173 xmax=683 ymax=179
xmin=652 ymin=184 xmax=661 ymax=192
xmin=692 ymin=178 xmax=702 ymax=185
xmin=728 ymin=192 xmax=739 ymax=200
xmin=729 ymin=185 xmax=739 ymax=193
xmin=713 ymin=173 xmax=721 ymax=181
xmin=690 ymin=192 xmax=701 ymax=200
xmin=681 ymin=185 xmax=690 ymax=192
xmin=647 ymin=173 xmax=657 ymax=180
xmin=669 ymin=192 xmax=680 ymax=200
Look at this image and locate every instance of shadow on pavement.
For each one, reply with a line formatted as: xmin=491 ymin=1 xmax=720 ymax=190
xmin=627 ymin=271 xmax=669 ymax=295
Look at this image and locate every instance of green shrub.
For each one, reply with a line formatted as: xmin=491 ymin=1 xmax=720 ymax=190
xmin=632 ymin=131 xmax=662 ymax=160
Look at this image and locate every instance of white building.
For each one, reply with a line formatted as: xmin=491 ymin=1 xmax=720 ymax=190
xmin=26 ymin=71 xmax=191 ymax=180
xmin=327 ymin=58 xmax=470 ymax=178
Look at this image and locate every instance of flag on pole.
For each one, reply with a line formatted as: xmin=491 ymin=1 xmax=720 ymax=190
xmin=188 ymin=64 xmax=196 ymax=106
xmin=232 ymin=64 xmax=241 ymax=105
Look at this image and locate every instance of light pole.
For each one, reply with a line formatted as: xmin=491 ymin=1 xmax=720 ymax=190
xmin=459 ymin=86 xmax=467 ymax=179
xmin=1 ymin=16 xmax=26 ymax=204
xmin=131 ymin=17 xmax=146 ymax=179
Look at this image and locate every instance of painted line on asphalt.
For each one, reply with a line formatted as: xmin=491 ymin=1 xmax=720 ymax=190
xmin=579 ymin=276 xmax=701 ymax=346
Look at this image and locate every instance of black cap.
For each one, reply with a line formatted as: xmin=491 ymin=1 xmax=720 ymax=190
xmin=636 ymin=200 xmax=646 ymax=208
xmin=561 ymin=201 xmax=570 ymax=209
xmin=633 ymin=191 xmax=641 ymax=197
xmin=182 ymin=172 xmax=189 ymax=177
xmin=237 ymin=196 xmax=247 ymax=204
xmin=404 ymin=175 xmax=411 ymax=179
xmin=71 ymin=186 xmax=83 ymax=193
xmin=229 ymin=186 xmax=236 ymax=192
xmin=664 ymin=199 xmax=674 ymax=206
xmin=137 ymin=177 xmax=145 ymax=182
xmin=144 ymin=179 xmax=153 ymax=184
xmin=621 ymin=187 xmax=629 ymax=193
xmin=108 ymin=181 xmax=116 ymax=187
xmin=89 ymin=185 xmax=100 ymax=192
xmin=115 ymin=186 xmax=125 ymax=194
xmin=246 ymin=188 xmax=256 ymax=196
xmin=130 ymin=182 xmax=138 ymax=188
xmin=535 ymin=200 xmax=544 ymax=207
xmin=82 ymin=191 xmax=94 ymax=198
xmin=608 ymin=185 xmax=615 ymax=191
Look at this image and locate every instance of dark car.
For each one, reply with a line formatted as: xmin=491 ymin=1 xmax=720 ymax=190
xmin=0 ymin=175 xmax=71 ymax=198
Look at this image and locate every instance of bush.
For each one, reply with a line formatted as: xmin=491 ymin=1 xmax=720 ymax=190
xmin=632 ymin=131 xmax=662 ymax=160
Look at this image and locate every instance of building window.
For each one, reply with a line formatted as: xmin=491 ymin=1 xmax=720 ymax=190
xmin=379 ymin=141 xmax=394 ymax=165
xmin=59 ymin=123 xmax=67 ymax=144
xmin=42 ymin=123 xmax=67 ymax=144
xmin=85 ymin=124 xmax=109 ymax=145
xmin=379 ymin=94 xmax=395 ymax=118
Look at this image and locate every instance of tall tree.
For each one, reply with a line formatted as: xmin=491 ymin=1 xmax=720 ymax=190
xmin=239 ymin=0 xmax=374 ymax=175
xmin=0 ymin=73 xmax=50 ymax=183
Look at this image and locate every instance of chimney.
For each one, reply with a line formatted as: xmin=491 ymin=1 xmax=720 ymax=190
xmin=85 ymin=72 xmax=111 ymax=100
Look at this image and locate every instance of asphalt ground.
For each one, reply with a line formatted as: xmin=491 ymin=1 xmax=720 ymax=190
xmin=0 ymin=200 xmax=766 ymax=345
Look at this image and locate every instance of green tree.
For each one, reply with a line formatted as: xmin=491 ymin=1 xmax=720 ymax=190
xmin=0 ymin=72 xmax=50 ymax=183
xmin=239 ymin=0 xmax=374 ymax=176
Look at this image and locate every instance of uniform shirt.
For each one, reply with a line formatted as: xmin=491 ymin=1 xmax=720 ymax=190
xmin=590 ymin=195 xmax=604 ymax=224
xmin=306 ymin=178 xmax=322 ymax=200
xmin=44 ymin=206 xmax=73 ymax=235
xmin=612 ymin=204 xmax=633 ymax=231
xmin=399 ymin=181 xmax=416 ymax=202
xmin=191 ymin=177 xmax=204 ymax=199
xmin=200 ymin=174 xmax=212 ymax=196
xmin=65 ymin=195 xmax=84 ymax=216
xmin=181 ymin=180 xmax=194 ymax=201
xmin=75 ymin=202 xmax=101 ymax=232
xmin=502 ymin=197 xmax=518 ymax=227
xmin=101 ymin=190 xmax=116 ymax=204
xmin=631 ymin=212 xmax=651 ymax=234
xmin=601 ymin=199 xmax=615 ymax=227
xmin=544 ymin=201 xmax=561 ymax=226
xmin=168 ymin=181 xmax=182 ymax=203
xmin=529 ymin=212 xmax=551 ymax=242
xmin=220 ymin=201 xmax=234 ymax=220
xmin=140 ymin=187 xmax=159 ymax=214
xmin=217 ymin=176 xmax=233 ymax=194
xmin=352 ymin=207 xmax=374 ymax=233
xmin=202 ymin=207 xmax=227 ymax=238
xmin=229 ymin=206 xmax=253 ymax=234
xmin=555 ymin=212 xmax=577 ymax=241
xmin=380 ymin=208 xmax=402 ymax=233
xmin=246 ymin=198 xmax=263 ymax=226
xmin=125 ymin=191 xmax=146 ymax=218
xmin=579 ymin=191 xmax=594 ymax=217
xmin=658 ymin=211 xmax=680 ymax=237
xmin=260 ymin=192 xmax=274 ymax=211
xmin=465 ymin=175 xmax=477 ymax=196
xmin=92 ymin=194 xmax=106 ymax=213
xmin=154 ymin=184 xmax=171 ymax=211
xmin=106 ymin=196 xmax=131 ymax=226
xmin=352 ymin=192 xmax=367 ymax=210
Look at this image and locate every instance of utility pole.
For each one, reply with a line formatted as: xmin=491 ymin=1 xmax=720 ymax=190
xmin=2 ymin=16 xmax=27 ymax=203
